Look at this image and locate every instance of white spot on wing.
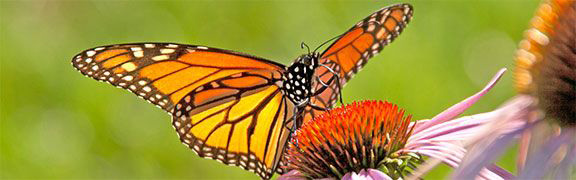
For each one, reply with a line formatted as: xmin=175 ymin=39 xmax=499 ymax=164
xmin=86 ymin=51 xmax=96 ymax=57
xmin=160 ymin=49 xmax=175 ymax=54
xmin=142 ymin=86 xmax=152 ymax=92
xmin=122 ymin=75 xmax=134 ymax=81
xmin=152 ymin=55 xmax=170 ymax=61
xmin=121 ymin=62 xmax=137 ymax=72
xmin=133 ymin=51 xmax=144 ymax=58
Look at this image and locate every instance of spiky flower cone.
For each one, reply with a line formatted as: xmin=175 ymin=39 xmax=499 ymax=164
xmin=284 ymin=101 xmax=420 ymax=179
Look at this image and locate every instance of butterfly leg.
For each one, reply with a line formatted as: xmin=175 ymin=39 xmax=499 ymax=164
xmin=309 ymin=76 xmax=338 ymax=111
xmin=317 ymin=63 xmax=344 ymax=105
xmin=285 ymin=106 xmax=306 ymax=147
xmin=283 ymin=107 xmax=303 ymax=134
xmin=311 ymin=71 xmax=336 ymax=96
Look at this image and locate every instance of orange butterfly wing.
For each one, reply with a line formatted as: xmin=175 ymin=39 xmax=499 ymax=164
xmin=303 ymin=4 xmax=414 ymax=122
xmin=172 ymin=70 xmax=295 ymax=179
xmin=72 ymin=43 xmax=285 ymax=111
xmin=71 ymin=43 xmax=294 ymax=179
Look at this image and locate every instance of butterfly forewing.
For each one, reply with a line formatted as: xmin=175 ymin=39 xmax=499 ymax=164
xmin=71 ymin=43 xmax=286 ymax=112
xmin=320 ymin=3 xmax=413 ymax=79
xmin=307 ymin=4 xmax=414 ymax=117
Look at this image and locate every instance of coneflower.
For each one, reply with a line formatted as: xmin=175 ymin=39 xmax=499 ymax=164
xmin=454 ymin=0 xmax=575 ymax=179
xmin=280 ymin=69 xmax=512 ymax=180
xmin=284 ymin=100 xmax=419 ymax=179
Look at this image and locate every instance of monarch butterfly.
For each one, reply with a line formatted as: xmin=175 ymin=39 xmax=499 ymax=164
xmin=71 ymin=3 xmax=413 ymax=179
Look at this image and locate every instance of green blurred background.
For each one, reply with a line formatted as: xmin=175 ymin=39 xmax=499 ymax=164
xmin=1 ymin=0 xmax=541 ymax=179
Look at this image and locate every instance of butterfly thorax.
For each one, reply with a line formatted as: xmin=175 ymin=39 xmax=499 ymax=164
xmin=282 ymin=53 xmax=319 ymax=106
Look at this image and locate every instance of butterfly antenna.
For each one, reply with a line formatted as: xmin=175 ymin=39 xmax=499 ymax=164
xmin=313 ymin=33 xmax=344 ymax=54
xmin=301 ymin=42 xmax=311 ymax=54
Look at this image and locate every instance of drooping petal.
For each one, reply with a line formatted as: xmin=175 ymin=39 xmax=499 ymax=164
xmin=404 ymin=69 xmax=512 ymax=179
xmin=453 ymin=121 xmax=535 ymax=179
xmin=405 ymin=130 xmax=512 ymax=180
xmin=452 ymin=95 xmax=538 ymax=178
xmin=408 ymin=112 xmax=496 ymax=145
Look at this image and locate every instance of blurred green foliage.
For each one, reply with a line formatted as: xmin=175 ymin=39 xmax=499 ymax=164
xmin=1 ymin=0 xmax=540 ymax=179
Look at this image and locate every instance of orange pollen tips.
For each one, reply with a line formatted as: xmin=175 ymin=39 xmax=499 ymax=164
xmin=514 ymin=0 xmax=573 ymax=94
xmin=284 ymin=100 xmax=418 ymax=179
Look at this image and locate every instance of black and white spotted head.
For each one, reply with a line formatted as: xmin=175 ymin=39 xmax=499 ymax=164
xmin=282 ymin=52 xmax=320 ymax=106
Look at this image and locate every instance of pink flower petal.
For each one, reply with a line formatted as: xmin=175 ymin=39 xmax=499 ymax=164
xmin=519 ymin=128 xmax=576 ymax=179
xmin=486 ymin=165 xmax=516 ymax=180
xmin=413 ymin=68 xmax=507 ymax=133
xmin=403 ymin=69 xmax=514 ymax=179
xmin=364 ymin=169 xmax=392 ymax=180
xmin=453 ymin=122 xmax=533 ymax=179
xmin=278 ymin=170 xmax=308 ymax=180
xmin=517 ymin=105 xmax=557 ymax=170
xmin=452 ymin=95 xmax=537 ymax=179
xmin=342 ymin=169 xmax=391 ymax=180
xmin=341 ymin=171 xmax=360 ymax=180
xmin=408 ymin=111 xmax=497 ymax=144
xmin=555 ymin=139 xmax=576 ymax=180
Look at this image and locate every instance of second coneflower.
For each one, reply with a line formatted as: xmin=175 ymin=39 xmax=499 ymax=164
xmin=453 ymin=0 xmax=575 ymax=179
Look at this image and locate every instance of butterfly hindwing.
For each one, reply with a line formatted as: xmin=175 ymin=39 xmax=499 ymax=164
xmin=171 ymin=70 xmax=294 ymax=179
